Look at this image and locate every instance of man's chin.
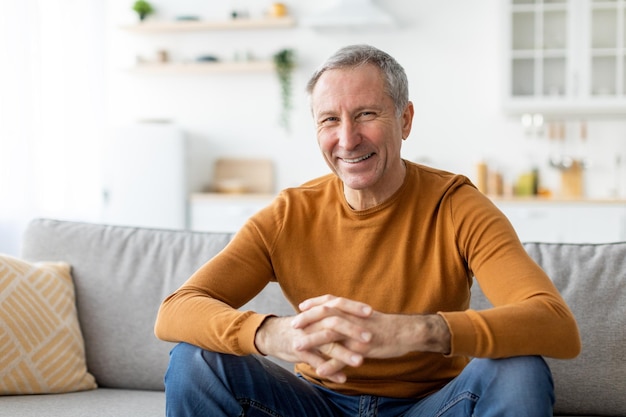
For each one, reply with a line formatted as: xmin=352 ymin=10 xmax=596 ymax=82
xmin=340 ymin=176 xmax=375 ymax=192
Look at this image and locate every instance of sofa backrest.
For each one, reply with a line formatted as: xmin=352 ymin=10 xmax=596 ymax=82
xmin=21 ymin=219 xmax=228 ymax=390
xmin=21 ymin=219 xmax=295 ymax=391
xmin=472 ymin=241 xmax=626 ymax=416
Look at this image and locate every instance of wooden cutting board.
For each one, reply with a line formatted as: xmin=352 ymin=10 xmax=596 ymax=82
xmin=213 ymin=158 xmax=274 ymax=194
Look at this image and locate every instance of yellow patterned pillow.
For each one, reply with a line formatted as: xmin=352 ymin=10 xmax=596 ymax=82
xmin=0 ymin=254 xmax=97 ymax=394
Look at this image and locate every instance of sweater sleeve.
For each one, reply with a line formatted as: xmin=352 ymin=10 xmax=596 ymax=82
xmin=154 ymin=201 xmax=283 ymax=355
xmin=438 ymin=183 xmax=580 ymax=360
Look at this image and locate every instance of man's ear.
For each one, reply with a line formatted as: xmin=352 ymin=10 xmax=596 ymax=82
xmin=401 ymin=101 xmax=414 ymax=140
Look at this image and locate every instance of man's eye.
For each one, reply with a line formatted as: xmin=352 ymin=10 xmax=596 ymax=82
xmin=321 ymin=117 xmax=339 ymax=124
xmin=358 ymin=112 xmax=376 ymax=120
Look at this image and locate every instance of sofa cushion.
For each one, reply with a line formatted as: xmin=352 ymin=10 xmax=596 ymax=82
xmin=0 ymin=388 xmax=164 ymax=417
xmin=471 ymin=242 xmax=626 ymax=416
xmin=0 ymin=254 xmax=96 ymax=394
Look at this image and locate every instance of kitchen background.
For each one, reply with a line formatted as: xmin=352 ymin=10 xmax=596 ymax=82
xmin=1 ymin=0 xmax=626 ymax=254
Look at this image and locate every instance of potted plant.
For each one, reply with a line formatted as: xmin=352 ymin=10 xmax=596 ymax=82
xmin=133 ymin=0 xmax=154 ymax=21
xmin=273 ymin=48 xmax=296 ymax=132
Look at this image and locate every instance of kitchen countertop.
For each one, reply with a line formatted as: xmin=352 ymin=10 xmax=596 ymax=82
xmin=489 ymin=196 xmax=626 ymax=205
xmin=190 ymin=192 xmax=276 ymax=201
xmin=191 ymin=192 xmax=626 ymax=205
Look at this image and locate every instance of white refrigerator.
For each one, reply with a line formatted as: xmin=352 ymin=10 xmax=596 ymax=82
xmin=101 ymin=123 xmax=187 ymax=230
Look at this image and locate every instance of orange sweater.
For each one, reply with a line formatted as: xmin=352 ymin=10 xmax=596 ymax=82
xmin=155 ymin=161 xmax=580 ymax=399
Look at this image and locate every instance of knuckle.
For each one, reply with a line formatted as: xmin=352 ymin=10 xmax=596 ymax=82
xmin=320 ymin=305 xmax=332 ymax=314
xmin=324 ymin=316 xmax=341 ymax=328
xmin=322 ymin=328 xmax=336 ymax=340
xmin=328 ymin=296 xmax=344 ymax=307
xmin=321 ymin=294 xmax=335 ymax=302
xmin=291 ymin=339 xmax=303 ymax=352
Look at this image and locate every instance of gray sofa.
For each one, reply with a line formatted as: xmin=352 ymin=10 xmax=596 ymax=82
xmin=1 ymin=218 xmax=625 ymax=417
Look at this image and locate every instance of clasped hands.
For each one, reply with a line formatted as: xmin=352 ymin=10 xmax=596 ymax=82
xmin=254 ymin=294 xmax=451 ymax=384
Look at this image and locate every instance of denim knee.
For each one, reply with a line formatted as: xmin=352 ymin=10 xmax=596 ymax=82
xmin=165 ymin=344 xmax=339 ymax=417
xmin=473 ymin=356 xmax=553 ymax=389
xmin=165 ymin=343 xmax=249 ymax=417
xmin=165 ymin=343 xmax=204 ymax=391
xmin=470 ymin=356 xmax=555 ymax=416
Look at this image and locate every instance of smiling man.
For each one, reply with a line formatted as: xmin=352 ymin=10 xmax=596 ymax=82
xmin=155 ymin=45 xmax=580 ymax=417
xmin=312 ymin=57 xmax=411 ymax=210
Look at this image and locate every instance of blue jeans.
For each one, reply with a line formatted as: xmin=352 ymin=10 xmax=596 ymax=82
xmin=165 ymin=343 xmax=554 ymax=417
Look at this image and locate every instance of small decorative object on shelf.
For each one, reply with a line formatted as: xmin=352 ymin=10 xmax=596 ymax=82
xmin=132 ymin=0 xmax=154 ymax=21
xmin=157 ymin=49 xmax=169 ymax=63
xmin=230 ymin=9 xmax=249 ymax=20
xmin=195 ymin=55 xmax=219 ymax=63
xmin=175 ymin=15 xmax=199 ymax=21
xmin=273 ymin=48 xmax=295 ymax=132
xmin=269 ymin=3 xmax=288 ymax=18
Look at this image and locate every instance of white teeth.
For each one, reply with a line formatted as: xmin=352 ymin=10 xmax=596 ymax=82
xmin=343 ymin=153 xmax=373 ymax=163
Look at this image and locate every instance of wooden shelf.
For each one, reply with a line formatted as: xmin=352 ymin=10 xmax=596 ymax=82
xmin=128 ymin=61 xmax=275 ymax=74
xmin=121 ymin=16 xmax=296 ymax=33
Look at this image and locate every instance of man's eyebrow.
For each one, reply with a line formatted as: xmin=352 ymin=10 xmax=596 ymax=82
xmin=314 ymin=110 xmax=336 ymax=119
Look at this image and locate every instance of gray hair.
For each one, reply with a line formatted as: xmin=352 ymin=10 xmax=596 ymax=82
xmin=306 ymin=44 xmax=409 ymax=117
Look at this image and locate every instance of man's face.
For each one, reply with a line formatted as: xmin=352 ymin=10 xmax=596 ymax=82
xmin=311 ymin=64 xmax=413 ymax=204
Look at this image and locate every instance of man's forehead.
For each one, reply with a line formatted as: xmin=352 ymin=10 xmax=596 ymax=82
xmin=313 ymin=68 xmax=383 ymax=97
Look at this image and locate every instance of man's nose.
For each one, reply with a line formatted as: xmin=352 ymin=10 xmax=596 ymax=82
xmin=338 ymin=120 xmax=361 ymax=150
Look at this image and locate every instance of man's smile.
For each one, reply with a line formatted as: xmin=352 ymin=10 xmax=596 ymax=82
xmin=341 ymin=153 xmax=375 ymax=164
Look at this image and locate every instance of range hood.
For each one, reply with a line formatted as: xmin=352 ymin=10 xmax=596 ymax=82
xmin=302 ymin=0 xmax=395 ymax=30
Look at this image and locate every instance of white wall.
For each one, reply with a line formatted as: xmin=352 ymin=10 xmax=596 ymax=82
xmin=0 ymin=0 xmax=107 ymax=255
xmin=104 ymin=0 xmax=626 ymax=199
xmin=107 ymin=0 xmax=626 ymax=197
xmin=4 ymin=1 xmax=624 ymax=256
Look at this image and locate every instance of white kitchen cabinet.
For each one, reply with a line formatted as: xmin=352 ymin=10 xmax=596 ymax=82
xmin=190 ymin=194 xmax=626 ymax=242
xmin=504 ymin=0 xmax=626 ymax=115
xmin=189 ymin=193 xmax=275 ymax=233
xmin=494 ymin=199 xmax=626 ymax=243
